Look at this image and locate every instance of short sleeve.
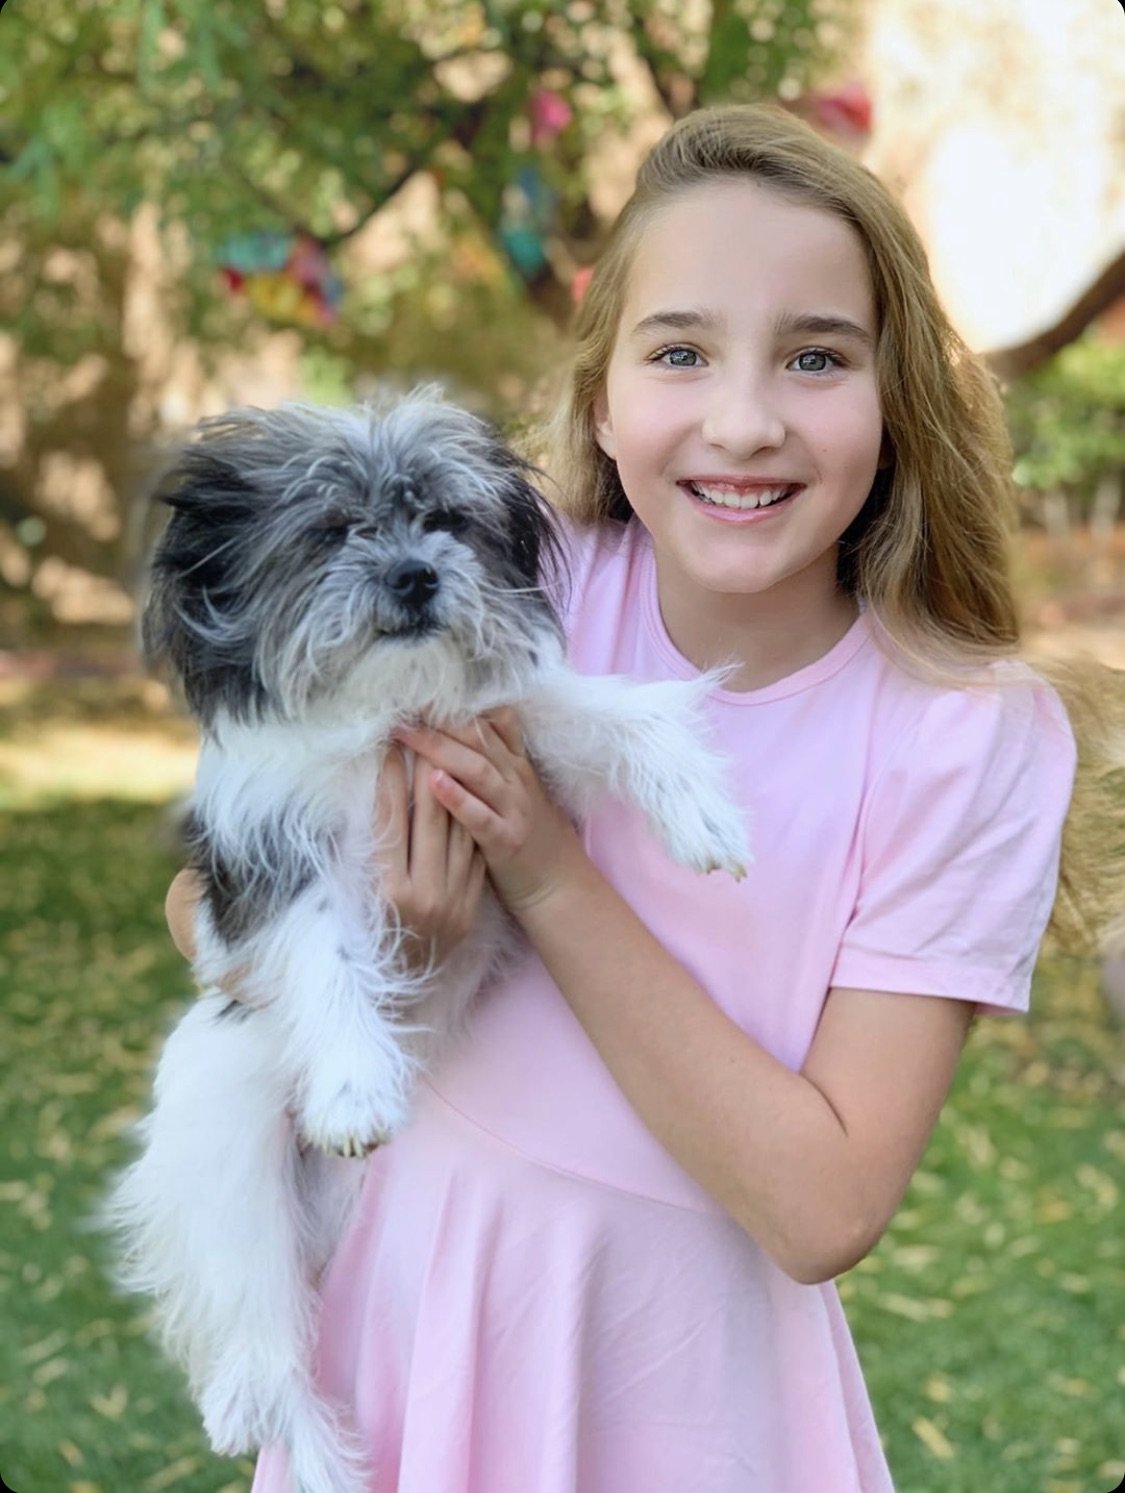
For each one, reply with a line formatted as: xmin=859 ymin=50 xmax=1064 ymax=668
xmin=830 ymin=675 xmax=1076 ymax=1017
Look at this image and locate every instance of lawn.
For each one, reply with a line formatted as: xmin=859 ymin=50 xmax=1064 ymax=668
xmin=0 ymin=679 xmax=1122 ymax=1493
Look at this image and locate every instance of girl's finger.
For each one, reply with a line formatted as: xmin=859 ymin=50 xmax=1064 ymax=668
xmin=398 ymin=718 xmax=503 ymax=761
xmin=397 ymin=727 xmax=509 ymax=810
xmin=409 ymin=762 xmax=450 ymax=883
xmin=375 ymin=745 xmax=411 ymax=878
xmin=466 ymin=849 xmax=488 ymax=908
xmin=483 ymin=706 xmax=524 ymax=757
xmin=446 ymin=812 xmax=477 ymax=885
xmin=428 ymin=769 xmax=510 ymax=858
xmin=448 ymin=713 xmax=523 ymax=767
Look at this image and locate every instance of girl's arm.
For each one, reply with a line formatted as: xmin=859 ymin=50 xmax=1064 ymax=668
xmin=519 ymin=858 xmax=972 ymax=1284
xmin=399 ymin=712 xmax=974 ymax=1286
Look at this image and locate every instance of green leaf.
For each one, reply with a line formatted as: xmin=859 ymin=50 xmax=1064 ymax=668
xmin=138 ymin=0 xmax=167 ymax=92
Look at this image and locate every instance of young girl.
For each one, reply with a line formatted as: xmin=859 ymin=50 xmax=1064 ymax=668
xmin=169 ymin=105 xmax=1080 ymax=1491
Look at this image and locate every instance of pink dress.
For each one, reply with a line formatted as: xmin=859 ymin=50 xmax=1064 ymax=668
xmin=252 ymin=519 xmax=1075 ymax=1492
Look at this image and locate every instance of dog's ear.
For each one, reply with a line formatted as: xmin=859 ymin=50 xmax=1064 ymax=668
xmin=142 ymin=447 xmax=254 ymax=651
xmin=504 ymin=471 xmax=547 ymax=588
xmin=140 ymin=438 xmax=266 ymax=720
xmin=490 ymin=444 xmax=562 ymax=593
xmin=156 ymin=439 xmax=261 ymax=524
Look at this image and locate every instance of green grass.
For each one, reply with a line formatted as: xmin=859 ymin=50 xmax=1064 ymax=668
xmin=1 ymin=798 xmax=254 ymax=1493
xmin=846 ymin=959 xmax=1125 ymax=1493
xmin=1 ymin=791 xmax=1122 ymax=1493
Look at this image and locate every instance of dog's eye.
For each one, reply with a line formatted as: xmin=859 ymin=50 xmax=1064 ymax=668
xmin=422 ymin=510 xmax=467 ymax=535
xmin=311 ymin=514 xmax=352 ymax=544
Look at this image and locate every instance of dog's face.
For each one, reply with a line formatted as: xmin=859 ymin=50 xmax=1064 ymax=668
xmin=144 ymin=395 xmax=562 ymax=724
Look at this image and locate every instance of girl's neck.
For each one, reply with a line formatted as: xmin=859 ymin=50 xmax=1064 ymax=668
xmin=652 ymin=549 xmax=859 ymax=693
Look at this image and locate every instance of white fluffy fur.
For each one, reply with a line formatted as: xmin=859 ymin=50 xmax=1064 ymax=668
xmin=107 ymin=503 xmax=750 ymax=1493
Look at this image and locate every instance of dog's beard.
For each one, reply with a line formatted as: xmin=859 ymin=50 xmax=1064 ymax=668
xmin=251 ymin=543 xmax=540 ymax=722
xmin=144 ymin=394 xmax=563 ymax=729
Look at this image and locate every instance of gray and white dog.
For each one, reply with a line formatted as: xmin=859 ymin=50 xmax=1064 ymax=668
xmin=108 ymin=390 xmax=749 ymax=1493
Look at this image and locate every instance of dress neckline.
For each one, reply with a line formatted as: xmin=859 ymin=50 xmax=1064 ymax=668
xmin=636 ymin=521 xmax=873 ymax=706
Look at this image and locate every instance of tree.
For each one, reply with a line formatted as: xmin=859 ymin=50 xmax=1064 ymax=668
xmin=1003 ymin=335 xmax=1125 ymax=544
xmin=0 ymin=0 xmax=853 ymax=608
xmin=0 ymin=0 xmax=854 ymax=595
xmin=3 ymin=0 xmax=853 ymax=326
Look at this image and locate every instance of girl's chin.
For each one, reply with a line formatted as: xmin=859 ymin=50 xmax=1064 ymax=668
xmin=684 ymin=559 xmax=787 ymax=599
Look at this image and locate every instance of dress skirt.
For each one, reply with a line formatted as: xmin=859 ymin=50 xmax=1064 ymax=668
xmin=250 ymin=1081 xmax=892 ymax=1493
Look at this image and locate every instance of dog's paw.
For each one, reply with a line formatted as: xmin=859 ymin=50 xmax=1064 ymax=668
xmin=299 ymin=1078 xmax=406 ymax=1158
xmin=644 ymin=764 xmax=749 ymax=877
xmin=661 ymin=809 xmax=750 ymax=880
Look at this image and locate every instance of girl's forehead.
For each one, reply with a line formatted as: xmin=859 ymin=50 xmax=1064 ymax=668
xmin=618 ymin=179 xmax=876 ymax=332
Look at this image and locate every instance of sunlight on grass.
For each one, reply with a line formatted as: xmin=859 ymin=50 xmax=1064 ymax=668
xmin=0 ymin=677 xmax=198 ymax=808
xmin=0 ymin=721 xmax=198 ymax=806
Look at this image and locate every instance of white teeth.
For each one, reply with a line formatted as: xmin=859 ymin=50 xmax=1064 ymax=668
xmin=690 ymin=483 xmax=793 ymax=511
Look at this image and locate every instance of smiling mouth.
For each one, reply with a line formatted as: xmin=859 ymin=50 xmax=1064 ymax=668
xmin=684 ymin=481 xmax=801 ymax=512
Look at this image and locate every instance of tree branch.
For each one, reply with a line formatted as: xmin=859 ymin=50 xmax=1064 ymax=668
xmin=319 ymin=103 xmax=493 ymax=249
xmin=626 ymin=6 xmax=687 ymax=117
xmin=222 ymin=158 xmax=325 ymax=241
xmin=986 ymin=248 xmax=1125 ymax=380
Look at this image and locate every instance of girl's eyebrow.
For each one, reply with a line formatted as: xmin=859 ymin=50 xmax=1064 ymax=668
xmin=773 ymin=312 xmax=875 ymax=348
xmin=628 ymin=308 xmax=875 ymax=348
xmin=628 ymin=308 xmax=721 ymax=339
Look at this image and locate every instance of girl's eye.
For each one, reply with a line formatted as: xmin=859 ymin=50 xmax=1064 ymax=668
xmin=422 ymin=509 xmax=467 ymax=535
xmin=792 ymin=348 xmax=844 ymax=374
xmin=653 ymin=345 xmax=703 ymax=369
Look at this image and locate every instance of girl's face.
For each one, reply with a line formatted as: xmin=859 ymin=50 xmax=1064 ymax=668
xmin=595 ymin=179 xmax=883 ymax=627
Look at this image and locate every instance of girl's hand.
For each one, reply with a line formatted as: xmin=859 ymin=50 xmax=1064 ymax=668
xmin=394 ymin=709 xmax=582 ymax=916
xmin=375 ymin=743 xmax=488 ymax=975
xmin=165 ymin=867 xmax=203 ymax=963
xmin=164 ymin=868 xmax=257 ymax=1004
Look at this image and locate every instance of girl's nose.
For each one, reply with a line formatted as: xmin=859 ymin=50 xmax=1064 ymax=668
xmin=701 ymin=379 xmax=785 ymax=456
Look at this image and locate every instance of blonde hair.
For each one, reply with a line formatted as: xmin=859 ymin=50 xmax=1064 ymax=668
xmin=542 ymin=104 xmax=1124 ymax=953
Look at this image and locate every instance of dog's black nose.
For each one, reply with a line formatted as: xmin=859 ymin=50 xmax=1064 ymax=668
xmin=387 ymin=560 xmax=440 ymax=609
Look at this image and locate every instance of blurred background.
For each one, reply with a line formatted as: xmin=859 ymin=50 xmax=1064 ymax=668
xmin=1 ymin=1 xmax=1122 ymax=1490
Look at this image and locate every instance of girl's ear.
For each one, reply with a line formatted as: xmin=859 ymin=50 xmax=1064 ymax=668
xmin=592 ymin=391 xmax=617 ymax=460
